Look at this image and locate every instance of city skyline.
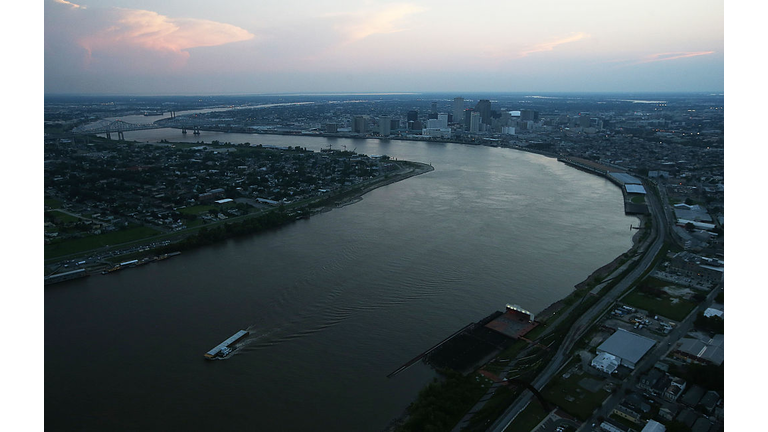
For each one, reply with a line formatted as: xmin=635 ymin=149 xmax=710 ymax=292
xmin=44 ymin=0 xmax=724 ymax=95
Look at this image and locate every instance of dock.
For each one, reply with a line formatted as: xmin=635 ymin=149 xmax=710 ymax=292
xmin=387 ymin=323 xmax=474 ymax=378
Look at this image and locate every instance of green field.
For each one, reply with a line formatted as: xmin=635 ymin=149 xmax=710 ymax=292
xmin=45 ymin=210 xmax=80 ymax=224
xmin=542 ymin=369 xmax=611 ymax=420
xmin=45 ymin=226 xmax=161 ymax=259
xmin=177 ymin=204 xmax=217 ymax=215
xmin=45 ymin=198 xmax=64 ymax=208
xmin=622 ymin=288 xmax=698 ymax=321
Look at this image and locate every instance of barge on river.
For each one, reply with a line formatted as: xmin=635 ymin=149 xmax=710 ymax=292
xmin=204 ymin=330 xmax=249 ymax=360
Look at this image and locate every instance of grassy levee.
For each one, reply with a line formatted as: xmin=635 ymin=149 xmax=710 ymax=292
xmin=46 ymin=210 xmax=80 ymax=224
xmin=44 ymin=225 xmax=162 ymax=260
xmin=462 ymin=386 xmax=522 ymax=432
xmin=396 ymin=369 xmax=490 ymax=432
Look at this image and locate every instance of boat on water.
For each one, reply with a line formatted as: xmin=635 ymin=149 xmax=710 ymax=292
xmin=45 ymin=268 xmax=89 ymax=285
xmin=100 ymin=252 xmax=181 ymax=274
xmin=204 ymin=330 xmax=249 ymax=360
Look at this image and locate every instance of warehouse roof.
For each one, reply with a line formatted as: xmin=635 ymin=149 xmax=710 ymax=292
xmin=596 ymin=328 xmax=656 ymax=365
xmin=677 ymin=334 xmax=724 ymax=366
xmin=625 ymin=184 xmax=647 ymax=194
xmin=609 ymin=172 xmax=643 ymax=185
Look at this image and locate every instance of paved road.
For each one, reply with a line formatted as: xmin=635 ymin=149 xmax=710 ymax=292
xmin=486 ymin=181 xmax=668 ymax=432
xmin=578 ymin=282 xmax=723 ymax=431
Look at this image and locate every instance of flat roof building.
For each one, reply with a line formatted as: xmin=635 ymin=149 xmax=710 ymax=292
xmin=596 ymin=328 xmax=656 ymax=369
xmin=675 ymin=334 xmax=724 ymax=366
xmin=591 ymin=352 xmax=620 ymax=374
xmin=609 ymin=172 xmax=643 ymax=185
xmin=641 ymin=420 xmax=667 ymax=432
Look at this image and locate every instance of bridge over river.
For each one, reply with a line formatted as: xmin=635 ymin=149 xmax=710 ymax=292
xmin=71 ymin=117 xmax=203 ymax=140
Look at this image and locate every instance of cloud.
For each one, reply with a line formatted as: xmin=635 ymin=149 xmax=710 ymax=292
xmin=53 ymin=0 xmax=85 ymax=9
xmin=518 ymin=32 xmax=590 ymax=57
xmin=46 ymin=0 xmax=254 ymax=73
xmin=79 ymin=8 xmax=254 ymax=66
xmin=329 ymin=3 xmax=428 ymax=44
xmin=636 ymin=51 xmax=715 ymax=64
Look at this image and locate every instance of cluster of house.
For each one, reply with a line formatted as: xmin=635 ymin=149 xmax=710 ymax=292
xmin=44 ymin=139 xmax=396 ymax=239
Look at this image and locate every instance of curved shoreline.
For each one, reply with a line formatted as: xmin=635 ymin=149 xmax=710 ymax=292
xmin=44 ymin=161 xmax=435 ymax=271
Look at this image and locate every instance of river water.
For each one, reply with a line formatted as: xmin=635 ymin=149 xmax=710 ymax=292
xmin=45 ymin=131 xmax=637 ymax=431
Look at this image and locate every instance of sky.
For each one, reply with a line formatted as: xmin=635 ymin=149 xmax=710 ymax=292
xmin=43 ymin=0 xmax=725 ymax=95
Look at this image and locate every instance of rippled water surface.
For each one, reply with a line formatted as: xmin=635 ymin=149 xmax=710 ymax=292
xmin=46 ymin=134 xmax=636 ymax=431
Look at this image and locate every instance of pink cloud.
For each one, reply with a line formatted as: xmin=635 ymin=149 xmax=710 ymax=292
xmin=80 ymin=8 xmax=254 ymax=66
xmin=47 ymin=1 xmax=254 ymax=72
xmin=518 ymin=32 xmax=590 ymax=57
xmin=53 ymin=0 xmax=85 ymax=9
xmin=327 ymin=3 xmax=428 ymax=45
xmin=637 ymin=51 xmax=715 ymax=64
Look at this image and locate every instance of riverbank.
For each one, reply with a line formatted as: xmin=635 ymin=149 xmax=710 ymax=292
xmin=44 ymin=160 xmax=434 ymax=274
xmin=326 ymin=162 xmax=434 ymax=209
xmin=382 ymin=151 xmax=647 ymax=432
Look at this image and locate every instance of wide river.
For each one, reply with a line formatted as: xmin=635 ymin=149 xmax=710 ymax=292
xmin=45 ymin=129 xmax=637 ymax=431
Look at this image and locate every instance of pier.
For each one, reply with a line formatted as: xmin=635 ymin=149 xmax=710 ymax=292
xmin=387 ymin=323 xmax=474 ymax=378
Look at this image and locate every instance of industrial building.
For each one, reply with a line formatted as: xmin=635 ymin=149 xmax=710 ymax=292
xmin=595 ymin=328 xmax=656 ymax=369
xmin=674 ymin=334 xmax=724 ymax=366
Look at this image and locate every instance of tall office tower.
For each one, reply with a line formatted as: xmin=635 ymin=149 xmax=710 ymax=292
xmin=407 ymin=110 xmax=418 ymax=123
xmin=379 ymin=116 xmax=391 ymax=136
xmin=475 ymin=99 xmax=492 ymax=125
xmin=437 ymin=114 xmax=449 ymax=129
xmin=470 ymin=112 xmax=482 ymax=133
xmin=353 ymin=116 xmax=368 ymax=133
xmin=408 ymin=120 xmax=423 ymax=131
xmin=464 ymin=108 xmax=475 ymax=131
xmin=453 ymin=97 xmax=464 ymax=123
xmin=520 ymin=109 xmax=539 ymax=121
xmin=431 ymin=102 xmax=438 ymax=113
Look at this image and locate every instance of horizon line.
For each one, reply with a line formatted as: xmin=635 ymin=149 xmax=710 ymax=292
xmin=44 ymin=90 xmax=725 ymax=98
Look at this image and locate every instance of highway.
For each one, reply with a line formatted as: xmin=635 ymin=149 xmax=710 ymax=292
xmin=486 ymin=180 xmax=669 ymax=432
